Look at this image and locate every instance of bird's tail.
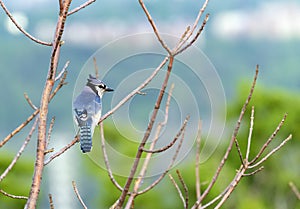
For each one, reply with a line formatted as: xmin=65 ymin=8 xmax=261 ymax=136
xmin=80 ymin=125 xmax=92 ymax=153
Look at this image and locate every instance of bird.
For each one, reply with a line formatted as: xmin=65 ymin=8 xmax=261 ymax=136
xmin=73 ymin=74 xmax=113 ymax=153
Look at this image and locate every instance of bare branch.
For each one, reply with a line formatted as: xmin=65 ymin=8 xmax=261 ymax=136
xmin=68 ymin=0 xmax=96 ymax=16
xmin=48 ymin=194 xmax=55 ymax=209
xmin=173 ymin=0 xmax=209 ymax=53
xmin=174 ymin=13 xmax=209 ymax=55
xmin=0 ymin=189 xmax=28 ymax=200
xmin=192 ymin=65 xmax=259 ymax=208
xmin=0 ymin=1 xmax=52 ymax=46
xmin=55 ymin=61 xmax=69 ymax=81
xmin=169 ymin=174 xmax=186 ymax=207
xmin=72 ymin=181 xmax=88 ymax=209
xmin=93 ymin=57 xmax=99 ymax=79
xmin=44 ymin=135 xmax=79 ymax=166
xmin=201 ymin=187 xmax=229 ymax=209
xmin=50 ymin=70 xmax=68 ymax=101
xmin=242 ymin=166 xmax=264 ymax=177
xmin=142 ymin=114 xmax=189 ymax=154
xmin=138 ymin=0 xmax=171 ymax=54
xmin=99 ymin=56 xmax=168 ymax=124
xmin=24 ymin=93 xmax=38 ymax=110
xmin=0 ymin=69 xmax=67 ymax=149
xmin=214 ymin=165 xmax=246 ymax=209
xmin=0 ymin=118 xmax=38 ymax=182
xmin=246 ymin=106 xmax=255 ymax=160
xmin=44 ymin=148 xmax=54 ymax=154
xmin=136 ymin=116 xmax=188 ymax=196
xmin=99 ymin=123 xmax=124 ymax=192
xmin=250 ymin=113 xmax=288 ymax=165
xmin=249 ymin=134 xmax=292 ymax=169
xmin=0 ymin=109 xmax=39 ymax=148
xmin=46 ymin=117 xmax=56 ymax=149
xmin=289 ymin=182 xmax=300 ymax=200
xmin=176 ymin=170 xmax=189 ymax=209
xmin=234 ymin=137 xmax=245 ymax=167
xmin=116 ymin=56 xmax=175 ymax=208
xmin=125 ymin=84 xmax=175 ymax=209
xmin=195 ymin=121 xmax=202 ymax=207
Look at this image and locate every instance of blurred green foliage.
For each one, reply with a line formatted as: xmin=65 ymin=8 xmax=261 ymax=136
xmin=0 ymin=152 xmax=33 ymax=209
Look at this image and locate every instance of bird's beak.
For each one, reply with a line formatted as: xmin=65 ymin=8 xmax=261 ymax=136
xmin=105 ymin=87 xmax=114 ymax=92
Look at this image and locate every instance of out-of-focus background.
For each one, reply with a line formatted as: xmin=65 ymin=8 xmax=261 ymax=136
xmin=0 ymin=0 xmax=300 ymax=208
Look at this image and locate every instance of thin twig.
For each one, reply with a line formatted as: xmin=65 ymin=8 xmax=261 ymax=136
xmin=192 ymin=65 xmax=259 ymax=209
xmin=0 ymin=189 xmax=28 ymax=200
xmin=116 ymin=56 xmax=174 ymax=208
xmin=99 ymin=123 xmax=124 ymax=192
xmin=125 ymin=84 xmax=175 ymax=209
xmin=93 ymin=57 xmax=99 ymax=79
xmin=44 ymin=135 xmax=79 ymax=166
xmin=242 ymin=166 xmax=264 ymax=177
xmin=24 ymin=93 xmax=38 ymax=110
xmin=135 ymin=116 xmax=190 ymax=196
xmin=179 ymin=26 xmax=191 ymax=44
xmin=176 ymin=170 xmax=189 ymax=209
xmin=0 ymin=1 xmax=52 ymax=46
xmin=142 ymin=116 xmax=189 ymax=154
xmin=195 ymin=121 xmax=202 ymax=207
xmin=54 ymin=61 xmax=69 ymax=81
xmin=289 ymin=182 xmax=300 ymax=200
xmin=138 ymin=0 xmax=171 ymax=54
xmin=0 ymin=118 xmax=38 ymax=182
xmin=201 ymin=187 xmax=230 ymax=209
xmin=44 ymin=148 xmax=54 ymax=154
xmin=99 ymin=56 xmax=168 ymax=124
xmin=249 ymin=134 xmax=292 ymax=169
xmin=46 ymin=117 xmax=55 ymax=149
xmin=72 ymin=181 xmax=88 ymax=209
xmin=174 ymin=13 xmax=209 ymax=55
xmin=0 ymin=69 xmax=67 ymax=148
xmin=173 ymin=0 xmax=209 ymax=54
xmin=169 ymin=174 xmax=186 ymax=207
xmin=214 ymin=165 xmax=247 ymax=209
xmin=68 ymin=0 xmax=96 ymax=16
xmin=48 ymin=194 xmax=55 ymax=209
xmin=249 ymin=113 xmax=288 ymax=165
xmin=0 ymin=109 xmax=39 ymax=148
xmin=50 ymin=70 xmax=68 ymax=101
xmin=246 ymin=106 xmax=255 ymax=161
xmin=234 ymin=137 xmax=245 ymax=167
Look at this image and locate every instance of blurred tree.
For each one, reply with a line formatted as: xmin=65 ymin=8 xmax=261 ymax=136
xmin=227 ymin=82 xmax=300 ymax=209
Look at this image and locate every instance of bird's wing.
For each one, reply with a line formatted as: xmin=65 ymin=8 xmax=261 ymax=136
xmin=73 ymin=90 xmax=102 ymax=127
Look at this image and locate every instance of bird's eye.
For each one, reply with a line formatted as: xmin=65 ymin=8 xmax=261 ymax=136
xmin=99 ymin=84 xmax=106 ymax=89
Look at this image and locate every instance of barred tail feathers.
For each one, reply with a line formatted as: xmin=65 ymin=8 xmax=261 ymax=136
xmin=80 ymin=125 xmax=92 ymax=153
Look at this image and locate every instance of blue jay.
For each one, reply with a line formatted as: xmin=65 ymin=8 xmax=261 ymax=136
xmin=73 ymin=74 xmax=113 ymax=153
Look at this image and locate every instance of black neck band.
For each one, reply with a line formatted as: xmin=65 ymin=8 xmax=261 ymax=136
xmin=87 ymin=82 xmax=98 ymax=95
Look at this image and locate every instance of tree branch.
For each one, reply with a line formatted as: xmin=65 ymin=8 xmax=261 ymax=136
xmin=99 ymin=57 xmax=168 ymax=124
xmin=116 ymin=56 xmax=174 ymax=208
xmin=138 ymin=0 xmax=171 ymax=54
xmin=0 ymin=189 xmax=28 ymax=200
xmin=0 ymin=118 xmax=38 ymax=182
xmin=68 ymin=0 xmax=96 ymax=16
xmin=192 ymin=65 xmax=259 ymax=208
xmin=25 ymin=1 xmax=72 ymax=208
xmin=0 ymin=0 xmax=52 ymax=46
xmin=44 ymin=135 xmax=79 ymax=166
xmin=72 ymin=181 xmax=88 ymax=209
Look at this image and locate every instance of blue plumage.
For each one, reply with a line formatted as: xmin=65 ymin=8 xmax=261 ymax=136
xmin=73 ymin=75 xmax=113 ymax=153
